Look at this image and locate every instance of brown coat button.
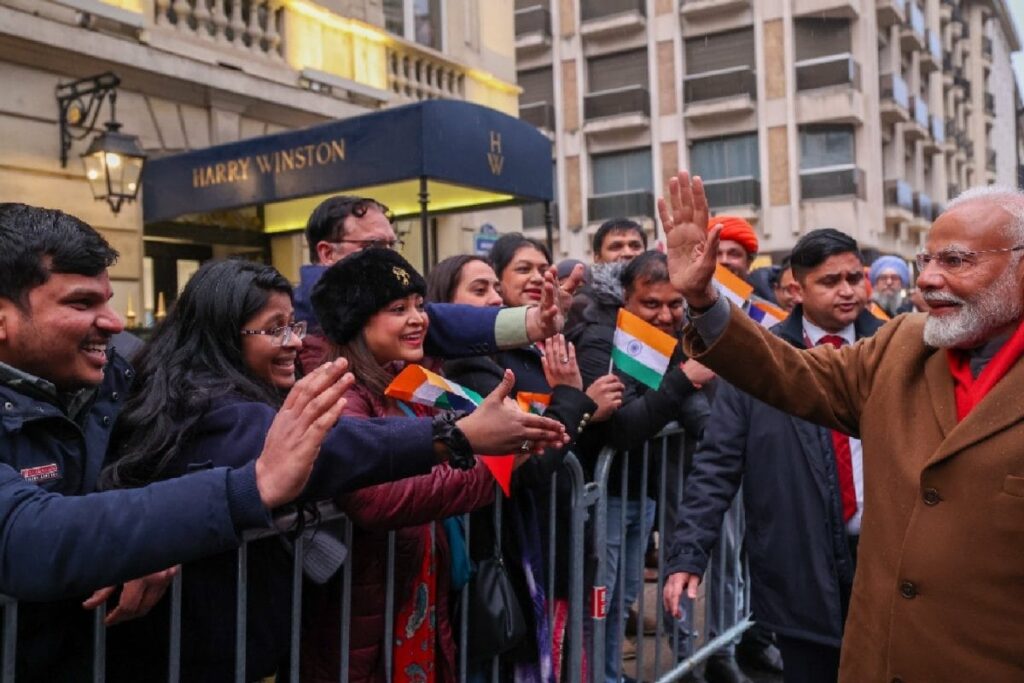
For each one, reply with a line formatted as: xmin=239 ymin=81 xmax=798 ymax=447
xmin=899 ymin=581 xmax=917 ymax=599
xmin=923 ymin=488 xmax=940 ymax=505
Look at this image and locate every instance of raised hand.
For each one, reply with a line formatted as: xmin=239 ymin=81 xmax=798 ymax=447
xmin=457 ymin=369 xmax=569 ymax=455
xmin=585 ymin=374 xmax=624 ymax=422
xmin=663 ymin=571 xmax=701 ymax=620
xmin=657 ymin=171 xmax=722 ymax=308
xmin=527 ymin=264 xmax=583 ymax=341
xmin=540 ymin=334 xmax=583 ymax=390
xmin=255 ymin=358 xmax=353 ymax=508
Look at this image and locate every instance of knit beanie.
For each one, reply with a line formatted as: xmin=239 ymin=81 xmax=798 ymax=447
xmin=869 ymin=255 xmax=911 ymax=288
xmin=311 ymin=248 xmax=426 ymax=345
xmin=710 ymin=215 xmax=759 ymax=255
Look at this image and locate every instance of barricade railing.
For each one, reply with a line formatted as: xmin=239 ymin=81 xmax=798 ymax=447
xmin=589 ymin=425 xmax=752 ymax=683
xmin=0 ymin=427 xmax=750 ymax=682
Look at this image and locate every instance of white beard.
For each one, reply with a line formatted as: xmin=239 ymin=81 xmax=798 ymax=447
xmin=922 ymin=264 xmax=1024 ymax=348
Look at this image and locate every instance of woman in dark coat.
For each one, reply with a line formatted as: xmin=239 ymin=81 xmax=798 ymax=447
xmin=428 ymin=249 xmax=620 ymax=681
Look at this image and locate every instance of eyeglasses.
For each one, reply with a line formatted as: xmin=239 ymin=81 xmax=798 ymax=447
xmin=914 ymin=245 xmax=1024 ymax=273
xmin=330 ymin=238 xmax=406 ymax=251
xmin=240 ymin=320 xmax=307 ymax=346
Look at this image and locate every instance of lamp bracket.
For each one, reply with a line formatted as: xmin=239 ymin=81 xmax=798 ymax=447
xmin=57 ymin=72 xmax=121 ymax=167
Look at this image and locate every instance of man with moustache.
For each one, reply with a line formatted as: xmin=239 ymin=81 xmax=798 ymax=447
xmin=661 ymin=176 xmax=1024 ymax=681
xmin=868 ymin=255 xmax=912 ymax=317
xmin=568 ymin=251 xmax=709 ymax=683
xmin=665 ymin=229 xmax=880 ymax=683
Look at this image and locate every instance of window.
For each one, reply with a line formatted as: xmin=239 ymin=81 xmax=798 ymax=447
xmin=519 ymin=68 xmax=554 ymax=105
xmin=794 ymin=18 xmax=851 ymax=60
xmin=800 ymin=126 xmax=855 ymax=169
xmin=587 ymin=49 xmax=648 ymax=93
xmin=685 ymin=29 xmax=755 ymax=74
xmin=384 ymin=0 xmax=443 ymax=50
xmin=592 ymin=148 xmax=653 ymax=195
xmin=690 ymin=133 xmax=759 ymax=180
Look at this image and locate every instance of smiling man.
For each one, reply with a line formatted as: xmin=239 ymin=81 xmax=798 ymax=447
xmin=661 ymin=176 xmax=1024 ymax=682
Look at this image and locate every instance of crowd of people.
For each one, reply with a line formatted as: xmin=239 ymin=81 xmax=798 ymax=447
xmin=0 ymin=167 xmax=1022 ymax=683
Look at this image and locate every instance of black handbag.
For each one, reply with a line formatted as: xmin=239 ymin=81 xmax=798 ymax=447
xmin=466 ymin=548 xmax=528 ymax=662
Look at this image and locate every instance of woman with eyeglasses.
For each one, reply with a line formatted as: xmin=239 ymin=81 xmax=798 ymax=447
xmin=300 ymin=249 xmax=508 ymax=683
xmin=100 ymin=259 xmax=565 ymax=682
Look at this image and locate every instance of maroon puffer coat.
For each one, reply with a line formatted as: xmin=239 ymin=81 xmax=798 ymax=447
xmin=301 ymin=379 xmax=495 ymax=683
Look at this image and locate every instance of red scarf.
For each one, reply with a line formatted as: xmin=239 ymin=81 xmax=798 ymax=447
xmin=946 ymin=318 xmax=1024 ymax=421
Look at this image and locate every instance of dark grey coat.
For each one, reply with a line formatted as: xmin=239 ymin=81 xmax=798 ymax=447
xmin=665 ymin=306 xmax=883 ymax=648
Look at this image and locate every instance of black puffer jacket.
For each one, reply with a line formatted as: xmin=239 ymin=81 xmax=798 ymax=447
xmin=666 ymin=306 xmax=883 ymax=647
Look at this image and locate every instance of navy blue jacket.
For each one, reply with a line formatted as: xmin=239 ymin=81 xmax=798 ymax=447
xmin=666 ymin=306 xmax=883 ymax=648
xmin=106 ymin=396 xmax=440 ymax=682
xmin=0 ymin=352 xmax=131 ymax=681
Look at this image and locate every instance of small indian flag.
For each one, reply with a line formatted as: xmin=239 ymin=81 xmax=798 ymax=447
xmin=516 ymin=392 xmax=551 ymax=415
xmin=713 ymin=264 xmax=754 ymax=308
xmin=385 ymin=364 xmax=515 ymax=497
xmin=385 ymin=364 xmax=483 ymax=412
xmin=611 ymin=308 xmax=677 ymax=390
xmin=748 ymin=300 xmax=788 ymax=329
xmin=868 ymin=303 xmax=891 ymax=321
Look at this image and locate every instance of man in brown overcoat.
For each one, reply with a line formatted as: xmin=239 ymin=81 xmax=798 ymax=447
xmin=660 ymin=174 xmax=1024 ymax=682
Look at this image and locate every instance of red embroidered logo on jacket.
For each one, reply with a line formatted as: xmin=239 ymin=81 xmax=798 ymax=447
xmin=20 ymin=463 xmax=60 ymax=483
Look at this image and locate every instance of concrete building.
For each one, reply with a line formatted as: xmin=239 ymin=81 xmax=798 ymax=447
xmin=514 ymin=0 xmax=1021 ymax=261
xmin=0 ymin=0 xmax=521 ymax=325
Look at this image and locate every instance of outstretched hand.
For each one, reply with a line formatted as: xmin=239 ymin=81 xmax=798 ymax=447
xmin=658 ymin=171 xmax=722 ymax=308
xmin=256 ymin=359 xmax=354 ymax=509
xmin=457 ymin=369 xmax=569 ymax=455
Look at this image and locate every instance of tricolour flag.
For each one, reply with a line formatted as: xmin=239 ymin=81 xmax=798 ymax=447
xmin=868 ymin=303 xmax=891 ymax=321
xmin=516 ymin=392 xmax=551 ymax=415
xmin=385 ymin=364 xmax=514 ymax=496
xmin=385 ymin=364 xmax=483 ymax=413
xmin=713 ymin=263 xmax=754 ymax=308
xmin=611 ymin=308 xmax=677 ymax=390
xmin=748 ymin=300 xmax=788 ymax=329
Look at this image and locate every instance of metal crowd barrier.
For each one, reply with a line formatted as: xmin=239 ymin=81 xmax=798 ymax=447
xmin=0 ymin=427 xmax=751 ymax=683
xmin=588 ymin=426 xmax=751 ymax=683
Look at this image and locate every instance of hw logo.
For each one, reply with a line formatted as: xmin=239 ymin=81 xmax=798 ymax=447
xmin=487 ymin=131 xmax=504 ymax=175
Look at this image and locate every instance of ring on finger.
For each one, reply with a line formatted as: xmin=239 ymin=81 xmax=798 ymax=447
xmin=560 ymin=356 xmax=569 ymax=364
xmin=520 ymin=440 xmax=531 ymax=453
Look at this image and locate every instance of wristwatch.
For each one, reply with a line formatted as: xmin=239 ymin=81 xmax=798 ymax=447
xmin=432 ymin=411 xmax=476 ymax=470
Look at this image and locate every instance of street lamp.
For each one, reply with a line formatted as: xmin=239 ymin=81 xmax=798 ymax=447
xmin=57 ymin=72 xmax=147 ymax=214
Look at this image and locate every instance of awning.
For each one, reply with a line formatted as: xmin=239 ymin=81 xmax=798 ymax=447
xmin=142 ymin=100 xmax=554 ymax=229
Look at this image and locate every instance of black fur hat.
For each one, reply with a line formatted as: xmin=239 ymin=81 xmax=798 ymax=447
xmin=311 ymin=248 xmax=427 ymax=345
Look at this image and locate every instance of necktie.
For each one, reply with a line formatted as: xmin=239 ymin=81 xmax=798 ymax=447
xmin=817 ymin=334 xmax=857 ymax=522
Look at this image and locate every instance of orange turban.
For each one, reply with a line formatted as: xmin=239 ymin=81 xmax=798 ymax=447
xmin=709 ymin=215 xmax=759 ymax=255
